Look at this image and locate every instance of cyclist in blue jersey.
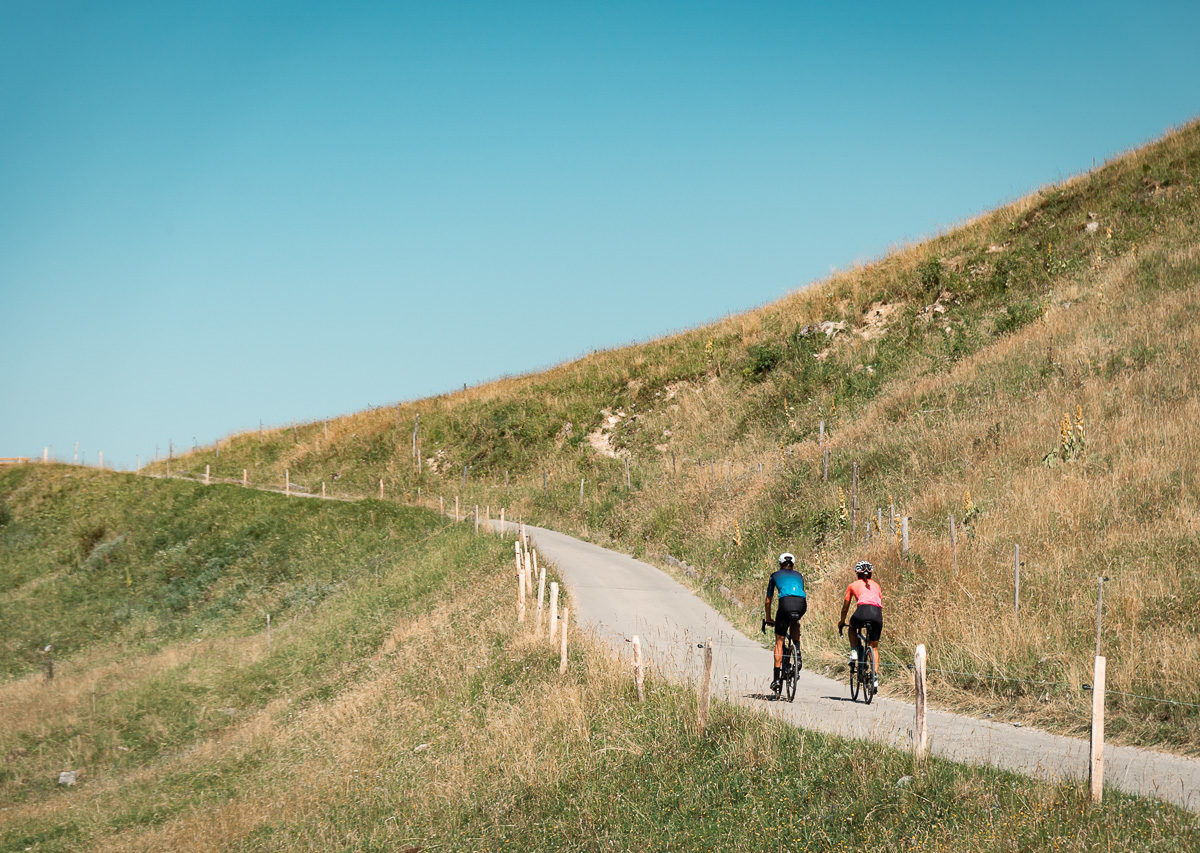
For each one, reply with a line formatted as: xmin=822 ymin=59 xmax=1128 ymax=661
xmin=764 ymin=552 xmax=807 ymax=692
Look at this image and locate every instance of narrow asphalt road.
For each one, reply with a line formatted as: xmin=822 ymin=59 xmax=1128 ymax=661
xmin=517 ymin=522 xmax=1200 ymax=812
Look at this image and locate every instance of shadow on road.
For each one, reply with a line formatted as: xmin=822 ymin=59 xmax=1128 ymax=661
xmin=745 ymin=692 xmax=786 ymax=702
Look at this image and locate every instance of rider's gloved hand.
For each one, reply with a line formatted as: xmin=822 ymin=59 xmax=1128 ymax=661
xmin=837 ymin=622 xmax=846 ymax=636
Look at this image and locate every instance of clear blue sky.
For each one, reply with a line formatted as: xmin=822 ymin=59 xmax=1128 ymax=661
xmin=3 ymin=1 xmax=1198 ymax=468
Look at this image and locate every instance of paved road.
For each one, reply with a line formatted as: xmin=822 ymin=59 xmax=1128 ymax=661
xmin=516 ymin=522 xmax=1200 ymax=812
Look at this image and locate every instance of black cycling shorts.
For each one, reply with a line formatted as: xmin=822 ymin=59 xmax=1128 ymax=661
xmin=849 ymin=605 xmax=883 ymax=642
xmin=774 ymin=596 xmax=807 ymax=636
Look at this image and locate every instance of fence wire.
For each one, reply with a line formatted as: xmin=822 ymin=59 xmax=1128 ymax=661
xmin=877 ymin=660 xmax=1198 ymax=709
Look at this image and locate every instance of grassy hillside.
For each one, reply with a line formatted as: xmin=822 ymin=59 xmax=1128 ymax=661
xmin=0 ymin=466 xmax=474 ymax=806
xmin=2 ymin=469 xmax=1196 ymax=850
xmin=157 ymin=120 xmax=1200 ymax=752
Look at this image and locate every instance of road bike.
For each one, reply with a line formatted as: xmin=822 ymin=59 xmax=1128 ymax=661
xmin=761 ymin=616 xmax=802 ymax=702
xmin=844 ymin=623 xmax=877 ymax=704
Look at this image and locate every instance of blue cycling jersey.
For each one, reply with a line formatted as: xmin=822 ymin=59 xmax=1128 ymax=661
xmin=766 ymin=568 xmax=806 ymax=599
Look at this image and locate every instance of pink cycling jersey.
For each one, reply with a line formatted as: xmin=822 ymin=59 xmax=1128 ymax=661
xmin=845 ymin=578 xmax=882 ymax=609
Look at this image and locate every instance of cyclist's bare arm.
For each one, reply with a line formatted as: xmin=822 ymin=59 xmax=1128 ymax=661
xmin=837 ymin=597 xmax=852 ymax=631
xmin=764 ymin=595 xmax=774 ymax=625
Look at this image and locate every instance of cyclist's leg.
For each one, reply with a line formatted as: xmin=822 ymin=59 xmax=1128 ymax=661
xmin=789 ymin=598 xmax=805 ymax=668
xmin=847 ymin=611 xmax=864 ymax=658
xmin=866 ymin=613 xmax=883 ymax=681
xmin=773 ymin=635 xmax=785 ymax=669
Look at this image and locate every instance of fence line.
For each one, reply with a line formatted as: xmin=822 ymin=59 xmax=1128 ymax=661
xmin=880 ymin=660 xmax=1197 ymax=709
xmin=129 ymin=461 xmax=1196 ymax=716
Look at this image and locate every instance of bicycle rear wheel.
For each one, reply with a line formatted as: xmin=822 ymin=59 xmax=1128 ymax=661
xmin=862 ymin=651 xmax=876 ymax=705
xmin=849 ymin=649 xmax=861 ymax=702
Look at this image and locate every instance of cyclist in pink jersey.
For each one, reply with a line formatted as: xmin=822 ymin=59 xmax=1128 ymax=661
xmin=837 ymin=560 xmax=883 ymax=689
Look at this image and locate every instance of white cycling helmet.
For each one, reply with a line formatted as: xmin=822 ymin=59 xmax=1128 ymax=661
xmin=778 ymin=552 xmax=795 ymax=567
xmin=854 ymin=560 xmax=873 ymax=577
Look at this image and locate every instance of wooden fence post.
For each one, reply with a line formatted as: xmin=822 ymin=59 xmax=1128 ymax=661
xmin=697 ymin=638 xmax=714 ymax=733
xmin=549 ymin=582 xmax=560 ymax=643
xmin=901 ymin=516 xmax=909 ymax=557
xmin=243 ymin=469 xmax=248 ymax=487
xmin=559 ymin=608 xmax=570 ymax=674
xmin=285 ymin=469 xmax=290 ymax=497
xmin=474 ymin=505 xmax=479 ymax=535
xmin=625 ymin=456 xmax=631 ymax=489
xmin=579 ymin=478 xmax=585 ymax=506
xmin=1090 ymin=655 xmax=1106 ymax=803
xmin=322 ymin=481 xmax=326 ymax=498
xmin=500 ymin=507 xmax=505 ymax=536
xmin=1095 ymin=576 xmax=1109 ymax=657
xmin=517 ymin=554 xmax=526 ymax=623
xmin=632 ymin=635 xmax=645 ymax=701
xmin=98 ymin=451 xmax=103 ymax=470
xmin=205 ymin=464 xmax=210 ymax=485
xmin=535 ymin=568 xmax=546 ymax=635
xmin=914 ymin=644 xmax=928 ymax=761
xmin=524 ymin=545 xmax=534 ymax=596
xmin=379 ymin=478 xmax=384 ymax=500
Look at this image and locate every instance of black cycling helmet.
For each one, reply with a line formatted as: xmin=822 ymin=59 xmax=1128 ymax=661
xmin=854 ymin=560 xmax=873 ymax=577
xmin=778 ymin=552 xmax=795 ymax=567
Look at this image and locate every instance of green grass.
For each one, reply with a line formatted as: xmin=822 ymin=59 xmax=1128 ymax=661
xmin=0 ymin=466 xmax=503 ymax=807
xmin=0 ymin=465 xmax=444 ymax=678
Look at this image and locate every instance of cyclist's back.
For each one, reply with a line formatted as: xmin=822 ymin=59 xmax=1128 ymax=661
xmin=767 ymin=566 xmax=806 ymax=601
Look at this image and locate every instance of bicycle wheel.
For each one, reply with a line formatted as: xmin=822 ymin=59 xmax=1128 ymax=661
xmin=849 ymin=646 xmax=861 ymax=702
xmin=862 ymin=649 xmax=876 ymax=705
xmin=785 ymin=642 xmax=799 ymax=702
